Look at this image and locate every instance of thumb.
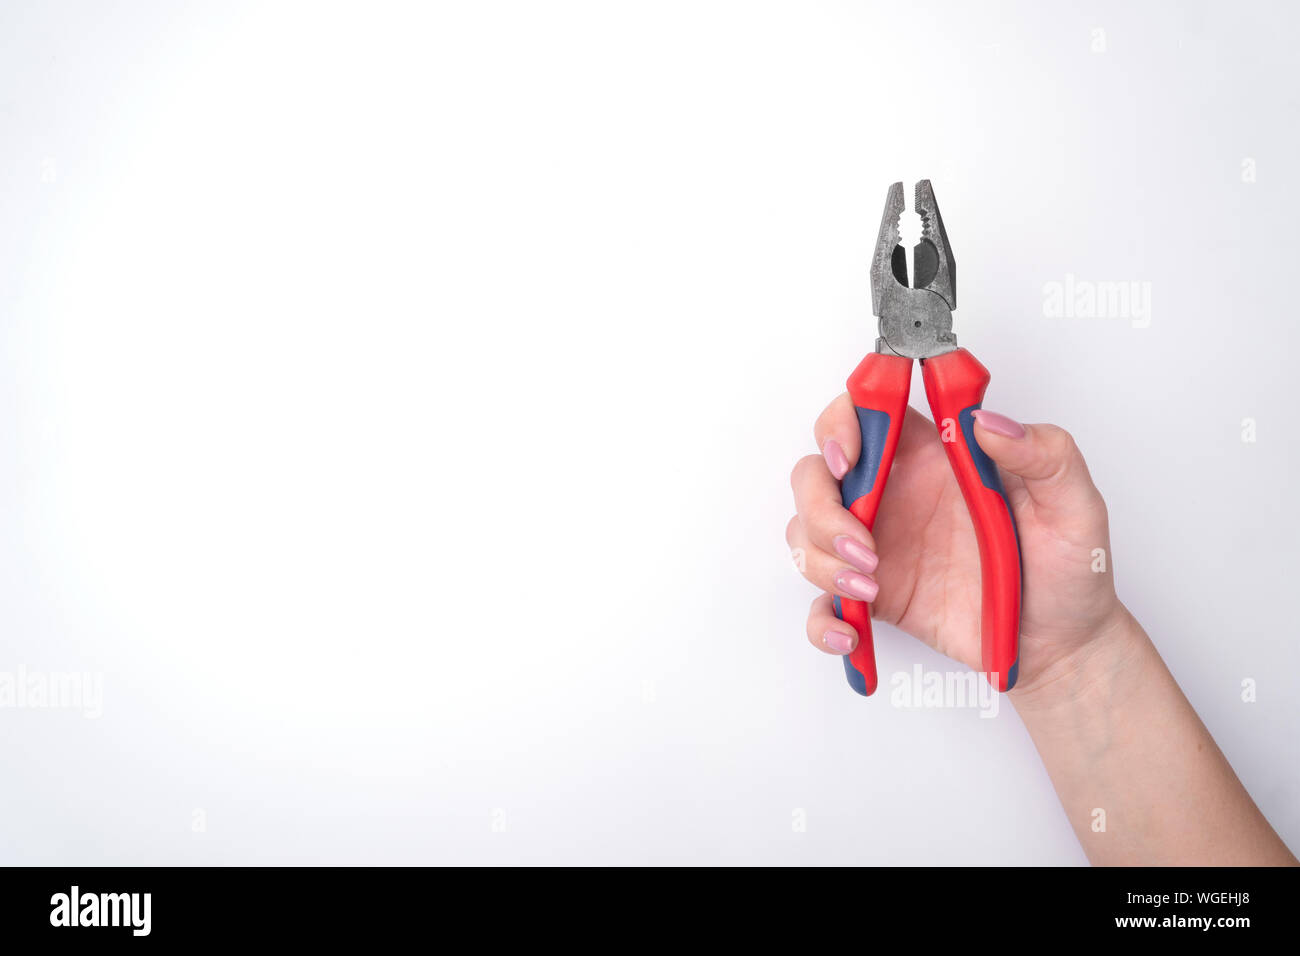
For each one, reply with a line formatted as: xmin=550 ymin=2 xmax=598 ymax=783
xmin=970 ymin=410 xmax=1101 ymax=513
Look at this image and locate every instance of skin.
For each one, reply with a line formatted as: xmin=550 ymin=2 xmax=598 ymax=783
xmin=787 ymin=396 xmax=1297 ymax=866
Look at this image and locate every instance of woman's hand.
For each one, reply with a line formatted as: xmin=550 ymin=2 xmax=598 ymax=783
xmin=786 ymin=396 xmax=1126 ymax=695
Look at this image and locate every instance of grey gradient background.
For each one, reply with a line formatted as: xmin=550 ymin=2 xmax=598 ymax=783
xmin=1 ymin=0 xmax=1296 ymax=864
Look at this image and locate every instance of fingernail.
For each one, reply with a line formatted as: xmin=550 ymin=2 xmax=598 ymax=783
xmin=972 ymin=409 xmax=1026 ymax=440
xmin=823 ymin=629 xmax=856 ymax=654
xmin=833 ymin=535 xmax=878 ymax=573
xmin=823 ymin=439 xmax=850 ymax=480
xmin=834 ymin=570 xmax=878 ymax=601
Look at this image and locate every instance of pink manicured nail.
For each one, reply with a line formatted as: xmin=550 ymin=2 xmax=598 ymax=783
xmin=823 ymin=630 xmax=856 ymax=654
xmin=833 ymin=535 xmax=878 ymax=573
xmin=834 ymin=570 xmax=878 ymax=601
xmin=971 ymin=409 xmax=1026 ymax=440
xmin=823 ymin=439 xmax=850 ymax=480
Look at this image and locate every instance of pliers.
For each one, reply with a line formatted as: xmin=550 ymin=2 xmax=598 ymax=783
xmin=834 ymin=181 xmax=1021 ymax=696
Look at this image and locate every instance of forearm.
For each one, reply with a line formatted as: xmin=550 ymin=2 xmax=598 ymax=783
xmin=1012 ymin=609 xmax=1297 ymax=866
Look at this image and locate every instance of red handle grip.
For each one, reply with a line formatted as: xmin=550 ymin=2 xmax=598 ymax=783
xmin=920 ymin=348 xmax=1022 ymax=691
xmin=836 ymin=352 xmax=912 ymax=696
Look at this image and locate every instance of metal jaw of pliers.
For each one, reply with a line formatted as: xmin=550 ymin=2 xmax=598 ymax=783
xmin=871 ymin=180 xmax=957 ymax=359
xmin=833 ymin=181 xmax=1022 ymax=697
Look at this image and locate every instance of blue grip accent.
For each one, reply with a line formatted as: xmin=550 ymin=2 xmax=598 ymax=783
xmin=841 ymin=656 xmax=869 ymax=696
xmin=959 ymin=404 xmax=1022 ymax=692
xmin=958 ymin=405 xmax=1007 ymax=495
xmin=841 ymin=407 xmax=892 ymax=508
xmin=832 ymin=596 xmax=869 ymax=696
xmin=832 ymin=598 xmax=873 ymax=697
xmin=957 ymin=405 xmax=1018 ymax=549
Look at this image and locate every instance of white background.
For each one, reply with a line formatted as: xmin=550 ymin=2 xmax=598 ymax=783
xmin=1 ymin=0 xmax=1296 ymax=865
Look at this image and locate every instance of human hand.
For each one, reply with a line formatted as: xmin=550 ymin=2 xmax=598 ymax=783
xmin=786 ymin=397 xmax=1126 ymax=695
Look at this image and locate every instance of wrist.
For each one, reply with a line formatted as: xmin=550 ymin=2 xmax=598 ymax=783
xmin=1009 ymin=605 xmax=1151 ymax=719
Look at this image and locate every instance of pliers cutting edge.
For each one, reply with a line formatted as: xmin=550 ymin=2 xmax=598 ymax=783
xmin=834 ymin=181 xmax=1022 ymax=696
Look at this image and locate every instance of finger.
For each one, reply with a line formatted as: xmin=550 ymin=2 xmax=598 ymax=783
xmin=970 ymin=411 xmax=1102 ymax=512
xmin=813 ymin=392 xmax=860 ymax=481
xmin=807 ymin=592 xmax=858 ymax=655
xmin=786 ymin=515 xmax=879 ymax=602
xmin=789 ymin=455 xmax=878 ymax=572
